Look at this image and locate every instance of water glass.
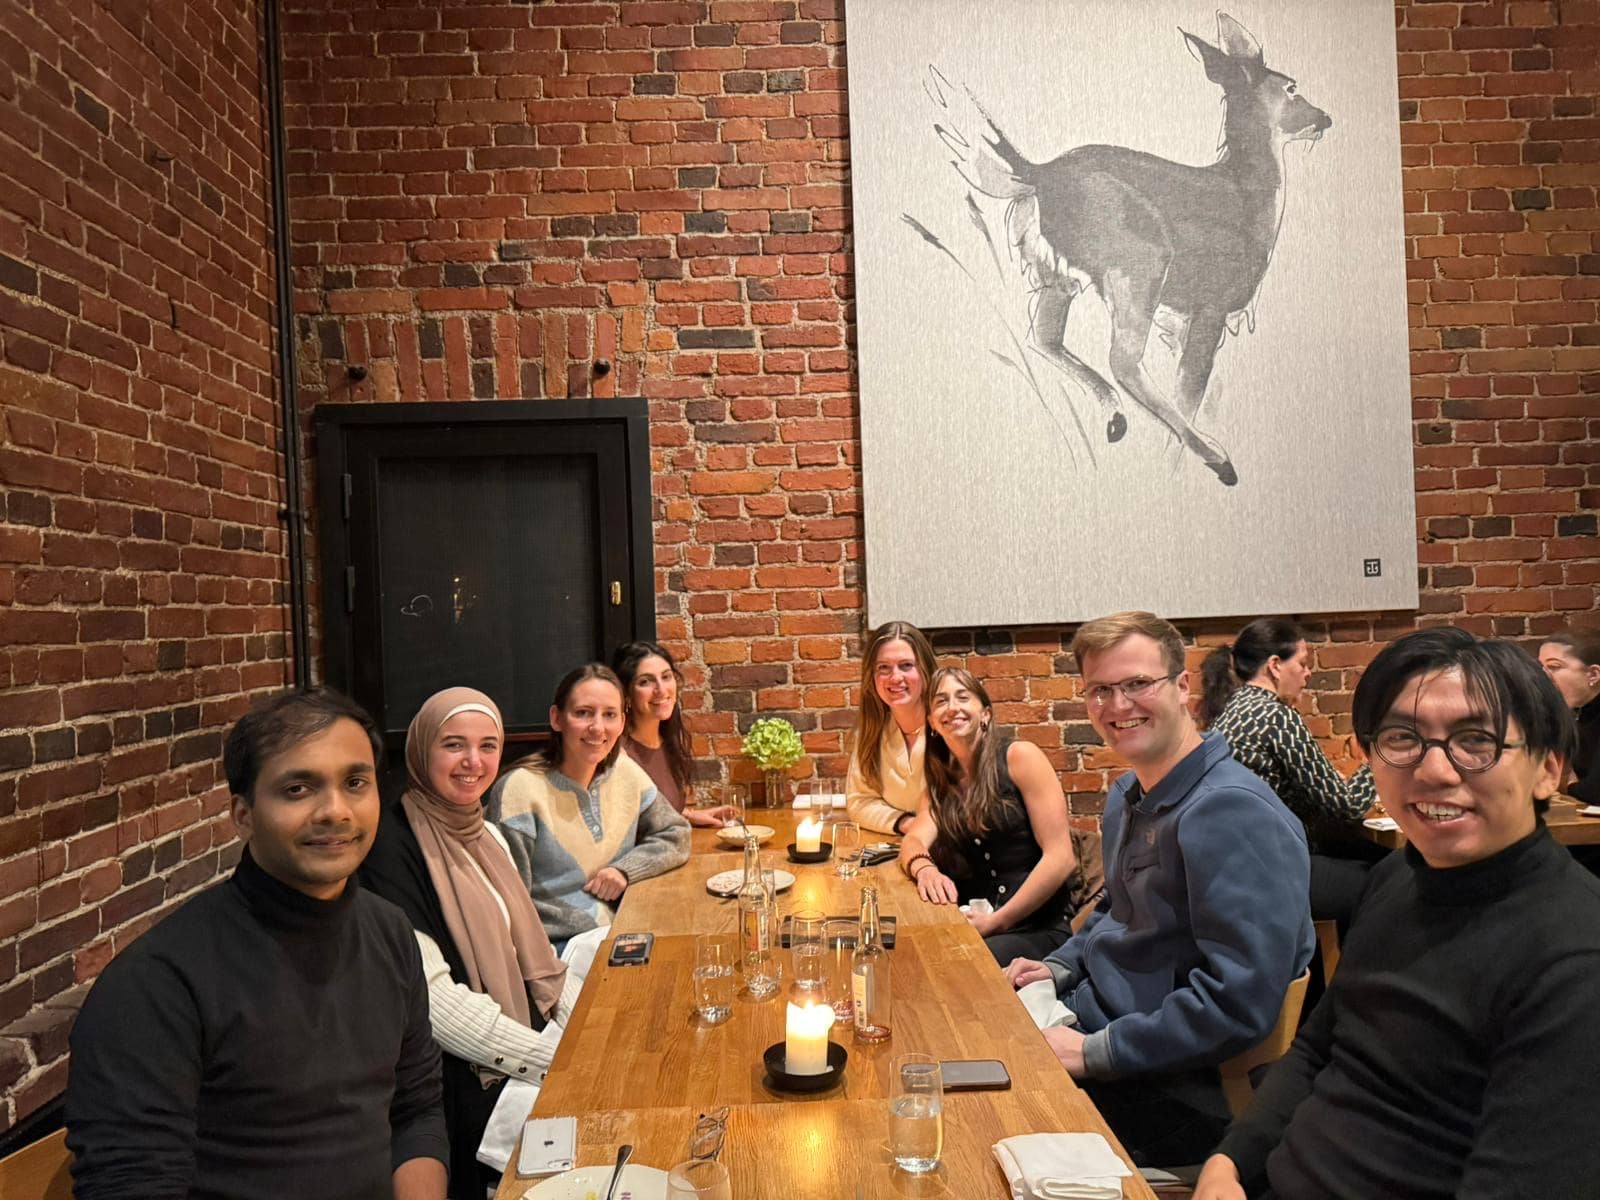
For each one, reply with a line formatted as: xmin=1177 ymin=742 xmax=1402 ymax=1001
xmin=890 ymin=1054 xmax=944 ymax=1174
xmin=693 ymin=933 xmax=735 ymax=1024
xmin=790 ymin=909 xmax=825 ymax=983
xmin=832 ymin=819 xmax=861 ymax=878
xmin=823 ymin=916 xmax=856 ymax=1021
xmin=667 ymin=1159 xmax=732 ymax=1200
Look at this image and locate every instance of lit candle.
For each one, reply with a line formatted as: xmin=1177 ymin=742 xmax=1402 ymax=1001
xmin=795 ymin=816 xmax=823 ymax=854
xmin=785 ymin=1000 xmax=835 ymax=1074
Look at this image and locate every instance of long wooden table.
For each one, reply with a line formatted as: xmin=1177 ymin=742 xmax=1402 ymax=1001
xmin=497 ymin=808 xmax=1155 ymax=1198
xmin=1357 ymin=794 xmax=1600 ymax=851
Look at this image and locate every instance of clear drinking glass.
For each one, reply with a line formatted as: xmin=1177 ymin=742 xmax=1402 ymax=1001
xmin=666 ymin=1159 xmax=732 ymax=1200
xmin=832 ymin=819 xmax=861 ymax=878
xmin=693 ymin=932 xmax=735 ymax=1024
xmin=890 ymin=1054 xmax=944 ymax=1174
xmin=823 ymin=916 xmax=856 ymax=1021
xmin=789 ymin=909 xmax=825 ymax=983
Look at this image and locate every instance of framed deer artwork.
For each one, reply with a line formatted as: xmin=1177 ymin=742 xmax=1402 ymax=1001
xmin=846 ymin=1 xmax=1417 ymax=628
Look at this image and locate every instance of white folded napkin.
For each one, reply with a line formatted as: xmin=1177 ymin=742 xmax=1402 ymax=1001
xmin=1017 ymin=978 xmax=1075 ymax=1030
xmin=793 ymin=794 xmax=811 ymax=809
xmin=559 ymin=924 xmax=608 ymax=979
xmin=1362 ymin=816 xmax=1399 ymax=831
xmin=476 ymin=1078 xmax=540 ymax=1170
xmin=993 ymin=1133 xmax=1130 ymax=1200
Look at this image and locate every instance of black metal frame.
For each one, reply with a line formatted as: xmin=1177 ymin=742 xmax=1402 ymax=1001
xmin=312 ymin=398 xmax=656 ymax=747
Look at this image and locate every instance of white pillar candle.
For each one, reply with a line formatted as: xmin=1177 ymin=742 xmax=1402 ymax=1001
xmin=795 ymin=816 xmax=823 ymax=854
xmin=784 ymin=1000 xmax=835 ymax=1075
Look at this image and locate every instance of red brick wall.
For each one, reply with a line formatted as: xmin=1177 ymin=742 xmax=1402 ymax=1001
xmin=0 ymin=0 xmax=286 ymax=1128
xmin=1 ymin=0 xmax=1596 ymax=1129
xmin=282 ymin=0 xmax=1597 ymax=791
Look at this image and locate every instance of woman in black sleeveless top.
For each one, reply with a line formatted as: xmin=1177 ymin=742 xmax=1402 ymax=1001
xmin=897 ymin=667 xmax=1079 ymax=964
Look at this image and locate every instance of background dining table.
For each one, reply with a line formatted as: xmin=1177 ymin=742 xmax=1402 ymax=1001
xmin=1357 ymin=794 xmax=1600 ymax=851
xmin=494 ymin=806 xmax=1157 ymax=1199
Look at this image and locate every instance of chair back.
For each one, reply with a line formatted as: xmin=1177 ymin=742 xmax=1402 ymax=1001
xmin=1218 ymin=969 xmax=1310 ymax=1118
xmin=0 ymin=1127 xmax=72 ymax=1200
xmin=1314 ymin=918 xmax=1342 ymax=984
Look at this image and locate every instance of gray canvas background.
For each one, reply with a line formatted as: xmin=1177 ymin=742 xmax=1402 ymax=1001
xmin=846 ymin=0 xmax=1418 ymax=628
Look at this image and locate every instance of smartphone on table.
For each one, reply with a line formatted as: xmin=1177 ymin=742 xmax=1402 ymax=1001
xmin=607 ymin=932 xmax=654 ymax=967
xmin=940 ymin=1059 xmax=1012 ymax=1091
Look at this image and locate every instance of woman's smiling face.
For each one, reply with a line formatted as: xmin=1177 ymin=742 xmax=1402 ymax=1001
xmin=873 ymin=638 xmax=924 ymax=714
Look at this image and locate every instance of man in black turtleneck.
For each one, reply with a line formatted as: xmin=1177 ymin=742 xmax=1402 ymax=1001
xmin=66 ymin=690 xmax=448 ymax=1200
xmin=1194 ymin=629 xmax=1600 ymax=1200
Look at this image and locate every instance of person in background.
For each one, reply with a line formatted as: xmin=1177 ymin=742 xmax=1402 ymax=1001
xmin=1538 ymin=627 xmax=1600 ymax=804
xmin=66 ymin=689 xmax=447 ymax=1200
xmin=1006 ymin=611 xmax=1312 ymax=1166
xmin=612 ymin=641 xmax=738 ymax=827
xmin=898 ymin=668 xmax=1078 ymax=963
xmin=1199 ymin=618 xmax=1380 ymax=928
xmin=846 ymin=620 xmax=937 ymax=835
xmin=1194 ymin=628 xmax=1600 ymax=1200
xmin=488 ymin=664 xmax=689 ymax=947
xmin=361 ymin=687 xmax=582 ymax=1198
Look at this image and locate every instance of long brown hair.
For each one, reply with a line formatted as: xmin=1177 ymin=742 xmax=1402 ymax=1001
xmin=924 ymin=668 xmax=1018 ymax=844
xmin=612 ymin=640 xmax=693 ymax=795
xmin=849 ymin=621 xmax=936 ymax=793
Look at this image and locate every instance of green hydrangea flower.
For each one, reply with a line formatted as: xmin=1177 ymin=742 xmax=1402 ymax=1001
xmin=741 ymin=717 xmax=804 ymax=771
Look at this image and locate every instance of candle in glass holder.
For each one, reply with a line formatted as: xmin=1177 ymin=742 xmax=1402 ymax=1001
xmin=795 ymin=816 xmax=823 ymax=854
xmin=784 ymin=998 xmax=835 ymax=1074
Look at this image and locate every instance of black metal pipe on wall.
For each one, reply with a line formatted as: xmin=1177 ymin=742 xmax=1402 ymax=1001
xmin=262 ymin=0 xmax=312 ymax=688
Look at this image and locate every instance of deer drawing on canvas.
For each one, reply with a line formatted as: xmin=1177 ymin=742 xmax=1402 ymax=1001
xmin=929 ymin=12 xmax=1331 ymax=485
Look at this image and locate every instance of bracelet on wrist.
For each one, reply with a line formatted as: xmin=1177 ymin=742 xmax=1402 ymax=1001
xmin=904 ymin=853 xmax=932 ymax=879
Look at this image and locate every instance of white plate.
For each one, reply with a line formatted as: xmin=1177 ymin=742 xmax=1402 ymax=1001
xmin=706 ymin=867 xmax=796 ymax=897
xmin=715 ymin=824 xmax=774 ymax=845
xmin=1362 ymin=816 xmax=1399 ymax=831
xmin=525 ymin=1164 xmax=669 ymax=1200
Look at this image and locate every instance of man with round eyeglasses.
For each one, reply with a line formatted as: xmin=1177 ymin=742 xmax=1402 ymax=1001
xmin=1196 ymin=627 xmax=1600 ymax=1200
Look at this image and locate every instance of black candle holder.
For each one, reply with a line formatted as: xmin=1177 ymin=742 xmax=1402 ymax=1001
xmin=762 ymin=1040 xmax=847 ymax=1093
xmin=786 ymin=841 xmax=833 ymax=864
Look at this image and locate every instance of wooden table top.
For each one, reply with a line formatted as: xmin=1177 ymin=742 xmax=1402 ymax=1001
xmin=497 ymin=803 xmax=1155 ymax=1198
xmin=1356 ymin=795 xmax=1600 ymax=850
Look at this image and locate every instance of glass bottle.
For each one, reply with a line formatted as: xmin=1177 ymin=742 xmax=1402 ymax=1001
xmin=738 ymin=835 xmax=778 ymax=999
xmin=851 ymin=883 xmax=891 ymax=1042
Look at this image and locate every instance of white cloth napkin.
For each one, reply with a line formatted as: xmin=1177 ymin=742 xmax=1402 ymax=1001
xmin=1362 ymin=816 xmax=1399 ymax=831
xmin=993 ymin=1133 xmax=1131 ymax=1200
xmin=1017 ymin=978 xmax=1076 ymax=1030
xmin=476 ymin=1078 xmax=540 ymax=1170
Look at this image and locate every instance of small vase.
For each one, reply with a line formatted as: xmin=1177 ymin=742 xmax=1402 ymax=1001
xmin=762 ymin=768 xmax=790 ymax=810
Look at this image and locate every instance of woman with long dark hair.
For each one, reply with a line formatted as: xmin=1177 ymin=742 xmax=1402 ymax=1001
xmin=846 ymin=621 xmax=938 ymax=834
xmin=488 ymin=664 xmax=689 ymax=946
xmin=897 ymin=668 xmax=1078 ymax=964
xmin=612 ymin=641 xmax=737 ymax=827
xmin=1538 ymin=628 xmax=1600 ymax=804
xmin=1201 ymin=618 xmax=1377 ymax=925
xmin=360 ymin=687 xmax=577 ymax=1197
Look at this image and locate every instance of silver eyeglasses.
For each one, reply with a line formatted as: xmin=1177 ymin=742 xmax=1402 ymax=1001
xmin=1084 ymin=673 xmax=1177 ymax=708
xmin=1371 ymin=727 xmax=1523 ymax=774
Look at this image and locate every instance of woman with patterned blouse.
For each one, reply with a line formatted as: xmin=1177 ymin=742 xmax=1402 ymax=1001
xmin=1200 ymin=618 xmax=1379 ymax=926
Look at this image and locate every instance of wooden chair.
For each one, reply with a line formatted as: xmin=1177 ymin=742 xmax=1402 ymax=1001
xmin=0 ymin=1127 xmax=72 ymax=1200
xmin=1218 ymin=969 xmax=1311 ymax=1118
xmin=1314 ymin=918 xmax=1342 ymax=984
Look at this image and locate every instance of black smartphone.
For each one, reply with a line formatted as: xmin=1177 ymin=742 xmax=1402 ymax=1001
xmin=940 ymin=1059 xmax=1012 ymax=1091
xmin=607 ymin=932 xmax=654 ymax=966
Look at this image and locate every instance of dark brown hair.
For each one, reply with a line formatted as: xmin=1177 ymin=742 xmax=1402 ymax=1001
xmin=613 ymin=641 xmax=693 ymax=796
xmin=924 ymin=668 xmax=1019 ymax=844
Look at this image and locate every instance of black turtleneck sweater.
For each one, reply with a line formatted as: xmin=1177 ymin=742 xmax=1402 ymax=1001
xmin=1216 ymin=827 xmax=1600 ymax=1199
xmin=66 ymin=849 xmax=448 ymax=1200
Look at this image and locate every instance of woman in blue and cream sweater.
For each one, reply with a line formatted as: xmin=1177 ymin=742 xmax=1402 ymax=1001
xmin=488 ymin=663 xmax=690 ymax=947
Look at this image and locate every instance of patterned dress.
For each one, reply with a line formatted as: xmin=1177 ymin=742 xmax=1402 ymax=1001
xmin=1209 ymin=685 xmax=1374 ymax=844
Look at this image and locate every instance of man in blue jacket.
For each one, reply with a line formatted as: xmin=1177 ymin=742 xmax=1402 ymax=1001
xmin=1006 ymin=611 xmax=1313 ymax=1164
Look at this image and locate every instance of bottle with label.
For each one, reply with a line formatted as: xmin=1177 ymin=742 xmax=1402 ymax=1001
xmin=851 ymin=882 xmax=891 ymax=1042
xmin=738 ymin=835 xmax=778 ymax=999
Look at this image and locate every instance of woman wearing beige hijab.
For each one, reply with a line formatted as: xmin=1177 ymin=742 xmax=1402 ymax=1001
xmin=360 ymin=686 xmax=580 ymax=1199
